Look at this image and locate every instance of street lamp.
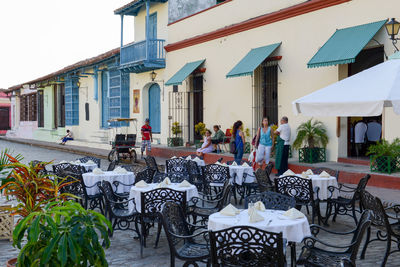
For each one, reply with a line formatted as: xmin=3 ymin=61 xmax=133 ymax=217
xmin=385 ymin=18 xmax=400 ymax=51
xmin=150 ymin=70 xmax=157 ymax=81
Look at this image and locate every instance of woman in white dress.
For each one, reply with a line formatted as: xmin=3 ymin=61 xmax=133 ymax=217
xmin=196 ymin=130 xmax=213 ymax=157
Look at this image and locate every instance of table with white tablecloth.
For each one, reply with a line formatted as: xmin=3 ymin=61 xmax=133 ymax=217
xmin=288 ymin=174 xmax=338 ymax=200
xmin=82 ymin=171 xmax=135 ymax=195
xmin=208 ymin=209 xmax=311 ymax=243
xmin=79 ymin=162 xmax=98 ymax=172
xmin=229 ymin=165 xmax=255 ymax=185
xmin=128 ymin=183 xmax=199 ymax=212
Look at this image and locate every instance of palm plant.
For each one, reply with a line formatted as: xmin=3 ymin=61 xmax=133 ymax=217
xmin=0 ymin=149 xmax=23 ymax=191
xmin=293 ymin=119 xmax=329 ymax=149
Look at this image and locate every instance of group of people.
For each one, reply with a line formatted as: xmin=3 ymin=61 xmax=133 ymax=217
xmin=195 ymin=117 xmax=291 ymax=175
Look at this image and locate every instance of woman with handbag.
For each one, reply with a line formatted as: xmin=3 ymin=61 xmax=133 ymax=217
xmin=254 ymin=117 xmax=275 ymax=166
xmin=232 ymin=120 xmax=245 ymax=164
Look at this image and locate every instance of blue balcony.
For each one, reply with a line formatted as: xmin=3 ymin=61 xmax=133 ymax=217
xmin=120 ymin=39 xmax=166 ymax=73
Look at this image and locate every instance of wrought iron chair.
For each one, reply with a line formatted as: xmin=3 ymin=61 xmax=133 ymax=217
xmin=140 ymin=188 xmax=187 ymax=258
xmin=325 ymin=174 xmax=371 ymax=225
xmin=187 ymin=160 xmax=204 ymax=192
xmin=244 ymin=191 xmax=296 ymax=211
xmin=255 ymin=168 xmax=275 ymax=192
xmin=52 ymin=163 xmax=72 ymax=176
xmin=78 ymin=173 xmax=104 ymax=214
xmin=160 ymin=202 xmax=210 ymax=267
xmin=360 ymin=190 xmax=400 ymax=266
xmin=311 ymin=167 xmax=340 ymax=180
xmin=166 ymin=158 xmax=190 ymax=183
xmin=189 ymin=181 xmax=232 ymax=225
xmin=275 ymin=175 xmax=321 ymax=224
xmin=107 ymin=160 xmax=118 ymax=171
xmin=120 ymin=165 xmax=135 ymax=172
xmin=209 ymin=225 xmax=285 ymax=267
xmin=79 ymin=156 xmax=101 ymax=168
xmin=98 ymin=181 xmax=140 ymax=238
xmin=265 ymin=161 xmax=274 ymax=176
xmin=58 ymin=170 xmax=84 ymax=201
xmin=144 ymin=155 xmax=166 ymax=181
xmin=202 ymin=164 xmax=230 ymax=195
xmin=297 ymin=210 xmax=372 ymax=267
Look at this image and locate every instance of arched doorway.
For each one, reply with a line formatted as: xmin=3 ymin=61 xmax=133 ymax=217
xmin=148 ymin=83 xmax=161 ymax=133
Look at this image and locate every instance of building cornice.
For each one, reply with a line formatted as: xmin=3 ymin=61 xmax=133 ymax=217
xmin=165 ymin=0 xmax=351 ymax=52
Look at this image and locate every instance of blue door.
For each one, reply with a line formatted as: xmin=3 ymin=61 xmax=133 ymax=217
xmin=101 ymin=72 xmax=109 ymax=128
xmin=147 ymin=13 xmax=157 ymax=59
xmin=148 ymin=83 xmax=161 ymax=133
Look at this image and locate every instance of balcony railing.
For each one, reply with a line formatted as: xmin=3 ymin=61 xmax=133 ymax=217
xmin=120 ymin=39 xmax=166 ymax=66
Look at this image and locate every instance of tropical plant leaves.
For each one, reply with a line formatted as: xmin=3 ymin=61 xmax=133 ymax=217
xmin=293 ymin=119 xmax=329 ymax=150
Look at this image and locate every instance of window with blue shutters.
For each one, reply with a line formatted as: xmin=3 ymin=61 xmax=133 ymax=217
xmin=108 ymin=70 xmax=130 ymax=127
xmin=65 ymin=78 xmax=79 ymax=125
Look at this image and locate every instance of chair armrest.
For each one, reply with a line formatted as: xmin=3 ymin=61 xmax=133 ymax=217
xmin=339 ymin=183 xmax=357 ymax=190
xmin=313 ymin=186 xmax=320 ymax=200
xmin=310 ymin=224 xmax=356 ymax=237
xmin=190 ymin=196 xmax=221 ymax=205
xmin=302 ymin=236 xmax=356 ymax=249
xmin=168 ymin=229 xmax=209 ymax=240
xmin=85 ymin=183 xmax=100 ymax=189
xmin=113 ymin=180 xmax=135 ymax=187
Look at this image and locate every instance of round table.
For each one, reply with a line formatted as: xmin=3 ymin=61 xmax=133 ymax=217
xmin=291 ymin=174 xmax=338 ymax=200
xmin=128 ymin=183 xmax=199 ymax=213
xmin=82 ymin=171 xmax=135 ymax=195
xmin=208 ymin=209 xmax=310 ymax=243
xmin=229 ymin=165 xmax=255 ymax=185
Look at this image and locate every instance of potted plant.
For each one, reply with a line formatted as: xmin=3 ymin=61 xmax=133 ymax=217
xmin=367 ymin=138 xmax=400 ymax=174
xmin=194 ymin=122 xmax=206 ymax=148
xmin=168 ymin=122 xmax=183 ymax=147
xmin=293 ymin=119 xmax=329 ymax=163
xmin=0 ymin=149 xmax=23 ymax=192
xmin=12 ymin=201 xmax=111 ymax=266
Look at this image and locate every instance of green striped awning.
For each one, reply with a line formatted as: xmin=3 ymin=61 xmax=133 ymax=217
xmin=226 ymin=43 xmax=281 ymax=78
xmin=165 ymin=60 xmax=205 ymax=86
xmin=307 ymin=20 xmax=387 ymax=68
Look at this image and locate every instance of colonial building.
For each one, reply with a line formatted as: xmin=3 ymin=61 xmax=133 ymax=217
xmin=0 ymin=90 xmax=11 ymax=135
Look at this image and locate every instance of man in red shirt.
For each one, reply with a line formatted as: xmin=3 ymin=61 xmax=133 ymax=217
xmin=141 ymin=118 xmax=153 ymax=158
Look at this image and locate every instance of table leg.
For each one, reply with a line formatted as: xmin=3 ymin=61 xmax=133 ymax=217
xmin=289 ymin=242 xmax=296 ymax=267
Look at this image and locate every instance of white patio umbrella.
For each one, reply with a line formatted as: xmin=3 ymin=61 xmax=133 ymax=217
xmin=293 ymin=53 xmax=400 ymax=117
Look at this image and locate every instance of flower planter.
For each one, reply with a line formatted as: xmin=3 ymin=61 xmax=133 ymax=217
xmin=167 ymin=137 xmax=183 ymax=147
xmin=299 ymin=147 xmax=326 ymax=163
xmin=370 ymin=156 xmax=400 ymax=174
xmin=6 ymin=258 xmax=17 ymax=267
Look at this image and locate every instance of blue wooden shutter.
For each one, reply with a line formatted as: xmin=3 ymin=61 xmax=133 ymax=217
xmin=101 ymin=71 xmax=109 ymax=128
xmin=64 ymin=78 xmax=79 ymax=126
xmin=120 ymin=72 xmax=130 ymax=126
xmin=108 ymin=70 xmax=121 ymax=127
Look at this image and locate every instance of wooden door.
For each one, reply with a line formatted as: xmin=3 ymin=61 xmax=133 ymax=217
xmin=149 ymin=83 xmax=161 ymax=133
xmin=193 ymin=76 xmax=203 ymax=140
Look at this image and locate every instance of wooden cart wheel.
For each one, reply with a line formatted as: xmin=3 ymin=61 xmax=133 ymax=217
xmin=108 ymin=149 xmax=118 ymax=162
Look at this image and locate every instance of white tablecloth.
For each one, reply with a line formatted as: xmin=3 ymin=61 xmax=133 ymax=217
xmin=208 ymin=209 xmax=311 ymax=243
xmin=191 ymin=159 xmax=206 ymax=167
xmin=309 ymin=175 xmax=338 ymax=200
xmin=79 ymin=163 xmax=98 ymax=172
xmin=229 ymin=165 xmax=255 ymax=185
xmin=82 ymin=171 xmax=135 ymax=195
xmin=128 ymin=183 xmax=199 ymax=213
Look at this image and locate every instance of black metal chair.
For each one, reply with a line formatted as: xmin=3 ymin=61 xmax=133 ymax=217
xmin=297 ymin=210 xmax=372 ymax=267
xmin=160 ymin=202 xmax=210 ymax=267
xmin=58 ymin=170 xmax=84 ymax=201
xmin=79 ymin=173 xmax=104 ymax=214
xmin=202 ymin=164 xmax=230 ymax=196
xmin=166 ymin=158 xmax=190 ymax=183
xmin=98 ymin=181 xmax=140 ymax=238
xmin=107 ymin=160 xmax=118 ymax=171
xmin=187 ymin=160 xmax=204 ymax=191
xmin=311 ymin=167 xmax=340 ymax=180
xmin=244 ymin=191 xmax=296 ymax=211
xmin=325 ymin=174 xmax=371 ymax=225
xmin=52 ymin=163 xmax=72 ymax=176
xmin=360 ymin=190 xmax=400 ymax=266
xmin=255 ymin=168 xmax=275 ymax=192
xmin=144 ymin=156 xmax=166 ymax=181
xmin=79 ymin=156 xmax=101 ymax=168
xmin=140 ymin=188 xmax=187 ymax=258
xmin=189 ymin=181 xmax=232 ymax=225
xmin=120 ymin=165 xmax=135 ymax=172
xmin=275 ymin=175 xmax=321 ymax=224
xmin=209 ymin=225 xmax=285 ymax=267
xmin=265 ymin=162 xmax=274 ymax=176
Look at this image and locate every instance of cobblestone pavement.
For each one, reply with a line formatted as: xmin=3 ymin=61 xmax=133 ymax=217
xmin=1 ymin=141 xmax=400 ymax=266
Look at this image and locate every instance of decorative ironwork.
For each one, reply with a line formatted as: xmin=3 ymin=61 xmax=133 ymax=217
xmin=203 ymin=164 xmax=230 ymax=184
xmin=166 ymin=158 xmax=190 ymax=183
xmin=160 ymin=202 xmax=210 ymax=267
xmin=79 ymin=156 xmax=101 ymax=168
xmin=297 ymin=211 xmax=372 ymax=267
xmin=245 ymin=191 xmax=296 ymax=211
xmin=107 ymin=160 xmax=118 ymax=171
xmin=299 ymin=147 xmax=326 ymax=163
xmin=144 ymin=156 xmax=166 ymax=181
xmin=370 ymin=155 xmax=400 ymax=174
xmin=255 ymin=168 xmax=274 ymax=192
xmin=209 ymin=225 xmax=285 ymax=267
xmin=187 ymin=160 xmax=203 ymax=191
xmin=52 ymin=163 xmax=72 ymax=176
xmin=135 ymin=168 xmax=156 ymax=184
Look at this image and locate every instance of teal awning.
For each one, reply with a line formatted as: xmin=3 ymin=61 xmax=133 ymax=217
xmin=165 ymin=60 xmax=205 ymax=86
xmin=226 ymin=43 xmax=281 ymax=78
xmin=307 ymin=20 xmax=387 ymax=68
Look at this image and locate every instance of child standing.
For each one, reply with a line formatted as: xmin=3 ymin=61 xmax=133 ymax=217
xmin=141 ymin=118 xmax=152 ymax=158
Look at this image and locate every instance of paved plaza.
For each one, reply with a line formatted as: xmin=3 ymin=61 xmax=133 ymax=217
xmin=1 ymin=140 xmax=400 ymax=266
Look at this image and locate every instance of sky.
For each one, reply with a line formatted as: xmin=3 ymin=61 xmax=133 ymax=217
xmin=0 ymin=0 xmax=135 ymax=89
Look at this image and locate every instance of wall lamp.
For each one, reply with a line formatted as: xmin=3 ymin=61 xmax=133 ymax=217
xmin=385 ymin=18 xmax=400 ymax=51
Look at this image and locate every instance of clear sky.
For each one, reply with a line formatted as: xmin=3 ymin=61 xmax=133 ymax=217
xmin=0 ymin=0 xmax=135 ymax=89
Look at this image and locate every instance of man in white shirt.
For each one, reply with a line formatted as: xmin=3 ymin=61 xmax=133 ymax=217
xmin=275 ymin=116 xmax=291 ymax=175
xmin=60 ymin=129 xmax=74 ymax=145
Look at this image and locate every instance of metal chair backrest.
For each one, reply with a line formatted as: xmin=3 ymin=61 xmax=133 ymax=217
xmin=53 ymin=163 xmax=71 ymax=176
xmin=135 ymin=168 xmax=155 ymax=184
xmin=160 ymin=202 xmax=191 ymax=249
xmin=203 ymin=164 xmax=230 ymax=184
xmin=354 ymin=175 xmax=371 ymax=201
xmin=245 ymin=191 xmax=296 ymax=210
xmin=255 ymin=168 xmax=273 ymax=192
xmin=166 ymin=158 xmax=188 ymax=175
xmin=144 ymin=156 xmax=160 ymax=173
xmin=360 ymin=190 xmax=390 ymax=231
xmin=216 ymin=181 xmax=233 ymax=210
xmin=141 ymin=188 xmax=186 ymax=216
xmin=98 ymin=181 xmax=120 ymax=212
xmin=348 ymin=210 xmax=372 ymax=260
xmin=265 ymin=162 xmax=274 ymax=176
xmin=275 ymin=175 xmax=314 ymax=205
xmin=209 ymin=225 xmax=284 ymax=267
xmin=107 ymin=161 xmax=117 ymax=171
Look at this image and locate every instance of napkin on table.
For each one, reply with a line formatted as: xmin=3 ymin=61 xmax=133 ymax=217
xmin=114 ymin=167 xmax=128 ymax=174
xmin=156 ymin=182 xmax=168 ymax=188
xmin=193 ymin=157 xmax=201 ymax=161
xmin=135 ymin=180 xmax=148 ymax=188
xmin=171 ymin=156 xmax=177 ymax=159
xmin=254 ymin=201 xmax=266 ymax=211
xmin=186 ymin=156 xmax=192 ymax=160
xmin=178 ymin=180 xmax=192 ymax=188
xmin=248 ymin=207 xmax=264 ymax=223
xmin=92 ymin=168 xmax=104 ymax=175
xmin=75 ymin=160 xmax=81 ymax=164
xmin=231 ymin=161 xmax=238 ymax=166
xmin=301 ymin=172 xmax=309 ymax=179
xmin=242 ymin=162 xmax=250 ymax=167
xmin=219 ymin=204 xmax=240 ymax=216
xmin=86 ymin=160 xmax=95 ymax=164
xmin=163 ymin=177 xmax=172 ymax=185
xmin=69 ymin=161 xmax=77 ymax=165
xmin=319 ymin=171 xmax=331 ymax=178
xmin=60 ymin=160 xmax=68 ymax=164
xmin=283 ymin=169 xmax=295 ymax=176
xmin=283 ymin=208 xmax=305 ymax=219
xmin=306 ymin=169 xmax=314 ymax=175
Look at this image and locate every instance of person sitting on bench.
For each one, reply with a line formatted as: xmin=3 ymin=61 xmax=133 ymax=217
xmin=211 ymin=125 xmax=225 ymax=152
xmin=60 ymin=130 xmax=74 ymax=145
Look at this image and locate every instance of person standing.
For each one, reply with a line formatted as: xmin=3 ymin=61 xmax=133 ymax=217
xmin=232 ymin=120 xmax=245 ymax=164
xmin=274 ymin=116 xmax=291 ymax=175
xmin=141 ymin=118 xmax=153 ymax=158
xmin=60 ymin=129 xmax=74 ymax=145
xmin=255 ymin=117 xmax=275 ymax=165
